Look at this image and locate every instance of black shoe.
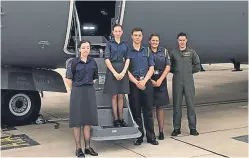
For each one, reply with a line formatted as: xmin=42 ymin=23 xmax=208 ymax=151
xmin=76 ymin=148 xmax=85 ymax=157
xmin=190 ymin=129 xmax=199 ymax=136
xmin=159 ymin=132 xmax=164 ymax=140
xmin=85 ymin=147 xmax=98 ymax=156
xmin=147 ymin=139 xmax=159 ymax=145
xmin=134 ymin=139 xmax=143 ymax=145
xmin=171 ymin=129 xmax=181 ymax=136
xmin=119 ymin=119 xmax=128 ymax=127
xmin=113 ymin=120 xmax=121 ymax=127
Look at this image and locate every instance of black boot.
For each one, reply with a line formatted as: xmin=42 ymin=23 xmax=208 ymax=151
xmin=134 ymin=138 xmax=143 ymax=145
xmin=147 ymin=139 xmax=159 ymax=145
xmin=190 ymin=129 xmax=199 ymax=136
xmin=171 ymin=129 xmax=181 ymax=136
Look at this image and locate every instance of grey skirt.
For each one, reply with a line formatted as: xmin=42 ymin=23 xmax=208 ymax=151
xmin=103 ymin=61 xmax=130 ymax=95
xmin=69 ymin=85 xmax=98 ymax=128
xmin=152 ymin=75 xmax=170 ymax=107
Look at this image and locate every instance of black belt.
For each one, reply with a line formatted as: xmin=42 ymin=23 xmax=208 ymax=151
xmin=154 ymin=70 xmax=163 ymax=75
xmin=134 ymin=76 xmax=145 ymax=81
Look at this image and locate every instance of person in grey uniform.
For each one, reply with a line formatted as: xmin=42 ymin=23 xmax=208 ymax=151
xmin=148 ymin=33 xmax=171 ymax=140
xmin=103 ymin=24 xmax=130 ymax=127
xmin=65 ymin=40 xmax=99 ymax=157
xmin=169 ymin=32 xmax=201 ymax=136
xmin=127 ymin=27 xmax=158 ymax=146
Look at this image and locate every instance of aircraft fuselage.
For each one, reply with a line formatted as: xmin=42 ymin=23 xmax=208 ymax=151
xmin=1 ymin=1 xmax=248 ymax=69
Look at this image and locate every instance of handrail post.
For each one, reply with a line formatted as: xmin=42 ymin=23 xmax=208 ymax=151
xmin=72 ymin=3 xmax=81 ymax=57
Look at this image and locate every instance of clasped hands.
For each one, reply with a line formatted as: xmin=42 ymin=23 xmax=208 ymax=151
xmin=151 ymin=79 xmax=163 ymax=87
xmin=113 ymin=71 xmax=126 ymax=80
xmin=135 ymin=80 xmax=146 ymax=90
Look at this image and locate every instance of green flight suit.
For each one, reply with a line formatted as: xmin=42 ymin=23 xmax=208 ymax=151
xmin=169 ymin=47 xmax=201 ymax=130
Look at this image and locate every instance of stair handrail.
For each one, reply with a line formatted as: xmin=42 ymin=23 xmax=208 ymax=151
xmin=72 ymin=3 xmax=82 ymax=57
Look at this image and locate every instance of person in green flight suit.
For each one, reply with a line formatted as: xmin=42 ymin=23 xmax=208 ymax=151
xmin=169 ymin=32 xmax=201 ymax=136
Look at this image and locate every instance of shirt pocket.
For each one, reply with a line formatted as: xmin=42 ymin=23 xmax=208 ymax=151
xmin=128 ymin=55 xmax=136 ymax=70
xmin=75 ymin=66 xmax=87 ymax=80
xmin=156 ymin=54 xmax=166 ymax=70
xmin=86 ymin=68 xmax=95 ymax=81
xmin=139 ymin=54 xmax=149 ymax=75
xmin=140 ymin=53 xmax=148 ymax=64
xmin=110 ymin=45 xmax=119 ymax=60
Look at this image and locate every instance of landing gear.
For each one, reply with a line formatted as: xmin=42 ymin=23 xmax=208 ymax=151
xmin=1 ymin=90 xmax=41 ymax=126
xmin=230 ymin=58 xmax=243 ymax=71
xmin=40 ymin=91 xmax=44 ymax=98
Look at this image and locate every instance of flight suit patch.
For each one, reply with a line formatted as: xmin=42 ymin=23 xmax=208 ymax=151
xmin=182 ymin=52 xmax=191 ymax=57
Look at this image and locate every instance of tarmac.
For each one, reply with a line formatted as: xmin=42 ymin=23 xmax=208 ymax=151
xmin=1 ymin=63 xmax=248 ymax=158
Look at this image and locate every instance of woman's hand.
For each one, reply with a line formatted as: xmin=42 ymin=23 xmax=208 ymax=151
xmin=119 ymin=71 xmax=126 ymax=80
xmin=113 ymin=72 xmax=121 ymax=80
xmin=151 ymin=79 xmax=157 ymax=87
xmin=156 ymin=79 xmax=163 ymax=87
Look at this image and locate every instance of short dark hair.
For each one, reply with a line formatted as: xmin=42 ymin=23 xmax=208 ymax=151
xmin=131 ymin=27 xmax=143 ymax=35
xmin=112 ymin=24 xmax=123 ymax=30
xmin=177 ymin=32 xmax=188 ymax=39
xmin=149 ymin=33 xmax=160 ymax=41
xmin=78 ymin=40 xmax=91 ymax=49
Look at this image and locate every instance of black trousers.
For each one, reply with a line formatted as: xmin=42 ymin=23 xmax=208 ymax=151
xmin=128 ymin=80 xmax=156 ymax=141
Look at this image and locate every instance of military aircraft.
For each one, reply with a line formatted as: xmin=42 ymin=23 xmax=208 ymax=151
xmin=1 ymin=0 xmax=248 ymax=133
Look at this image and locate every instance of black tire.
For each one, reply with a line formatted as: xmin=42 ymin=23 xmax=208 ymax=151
xmin=1 ymin=90 xmax=41 ymax=126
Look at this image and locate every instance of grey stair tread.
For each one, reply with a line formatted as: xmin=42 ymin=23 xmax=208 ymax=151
xmin=90 ymin=58 xmax=141 ymax=141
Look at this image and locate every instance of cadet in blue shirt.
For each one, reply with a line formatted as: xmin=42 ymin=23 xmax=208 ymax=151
xmin=148 ymin=33 xmax=171 ymax=140
xmin=103 ymin=24 xmax=130 ymax=127
xmin=65 ymin=40 xmax=98 ymax=157
xmin=127 ymin=27 xmax=158 ymax=146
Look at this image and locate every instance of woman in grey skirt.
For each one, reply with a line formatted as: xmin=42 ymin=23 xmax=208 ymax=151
xmin=149 ymin=33 xmax=171 ymax=140
xmin=65 ymin=40 xmax=98 ymax=157
xmin=103 ymin=24 xmax=130 ymax=127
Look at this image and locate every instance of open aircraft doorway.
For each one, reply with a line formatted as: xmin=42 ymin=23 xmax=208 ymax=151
xmin=73 ymin=1 xmax=142 ymax=141
xmin=75 ymin=1 xmax=116 ymax=39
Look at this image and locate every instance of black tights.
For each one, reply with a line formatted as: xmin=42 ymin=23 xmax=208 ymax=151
xmin=73 ymin=125 xmax=91 ymax=149
xmin=153 ymin=106 xmax=164 ymax=132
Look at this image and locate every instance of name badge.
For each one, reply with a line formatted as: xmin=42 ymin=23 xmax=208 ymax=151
xmin=154 ymin=70 xmax=159 ymax=75
xmin=183 ymin=52 xmax=191 ymax=57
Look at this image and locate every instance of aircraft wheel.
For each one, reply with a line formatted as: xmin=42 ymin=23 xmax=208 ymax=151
xmin=1 ymin=90 xmax=41 ymax=126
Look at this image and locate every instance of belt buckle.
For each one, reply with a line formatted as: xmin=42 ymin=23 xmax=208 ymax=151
xmin=154 ymin=70 xmax=159 ymax=75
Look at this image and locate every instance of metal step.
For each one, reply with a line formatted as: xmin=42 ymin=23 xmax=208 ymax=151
xmin=91 ymin=91 xmax=141 ymax=141
xmin=91 ymin=58 xmax=141 ymax=141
